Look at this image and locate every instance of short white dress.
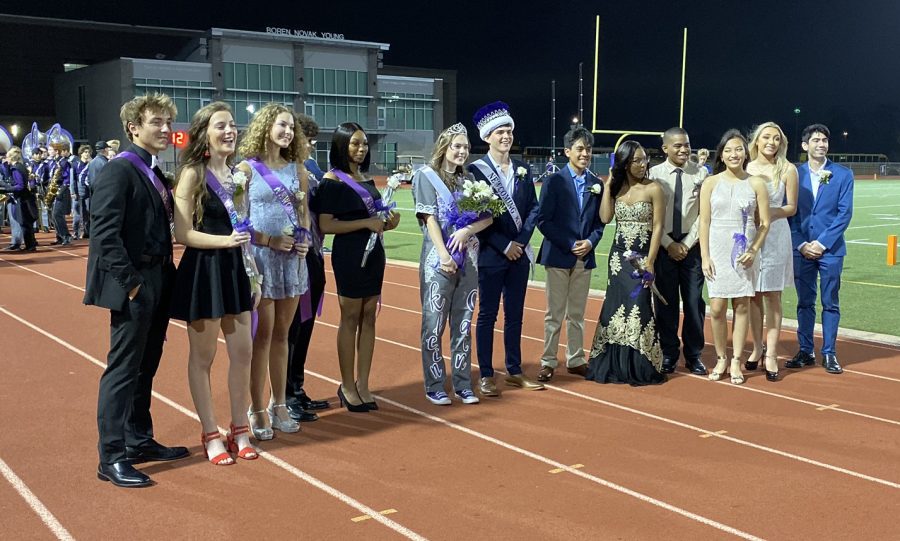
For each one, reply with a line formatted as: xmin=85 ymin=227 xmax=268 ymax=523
xmin=707 ymin=178 xmax=759 ymax=299
xmin=756 ymin=179 xmax=793 ymax=292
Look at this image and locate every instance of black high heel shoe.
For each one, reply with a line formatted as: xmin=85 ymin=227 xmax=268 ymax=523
xmin=764 ymin=354 xmax=780 ymax=382
xmin=337 ymin=385 xmax=369 ymax=413
xmin=744 ymin=345 xmax=766 ymax=371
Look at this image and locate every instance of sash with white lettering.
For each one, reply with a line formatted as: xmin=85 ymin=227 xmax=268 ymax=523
xmin=116 ymin=151 xmax=174 ymax=233
xmin=471 ymin=158 xmax=534 ymax=263
xmin=421 ymin=166 xmax=472 ymax=271
xmin=246 ymin=158 xmax=315 ymax=321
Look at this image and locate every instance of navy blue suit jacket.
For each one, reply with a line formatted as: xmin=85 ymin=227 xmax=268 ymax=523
xmin=789 ymin=159 xmax=853 ymax=257
xmin=536 ymin=166 xmax=605 ymax=269
xmin=467 ymin=156 xmax=538 ymax=268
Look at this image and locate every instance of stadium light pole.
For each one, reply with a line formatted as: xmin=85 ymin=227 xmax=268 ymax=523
xmin=793 ymin=107 xmax=801 ymax=160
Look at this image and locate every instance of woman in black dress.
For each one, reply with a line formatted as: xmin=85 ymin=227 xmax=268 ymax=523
xmin=585 ymin=141 xmax=667 ymax=385
xmin=314 ymin=123 xmax=401 ymax=411
xmin=171 ymin=102 xmax=259 ymax=464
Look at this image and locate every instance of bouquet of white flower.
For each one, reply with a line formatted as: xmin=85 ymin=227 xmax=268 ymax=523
xmin=361 ymin=176 xmax=400 ymax=267
xmin=438 ymin=179 xmax=504 ymax=268
xmin=230 ymin=170 xmax=262 ymax=295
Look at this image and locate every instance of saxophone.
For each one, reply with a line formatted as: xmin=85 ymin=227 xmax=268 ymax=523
xmin=44 ymin=160 xmax=61 ymax=206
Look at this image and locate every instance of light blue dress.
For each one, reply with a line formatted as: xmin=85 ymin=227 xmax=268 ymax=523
xmin=249 ymin=162 xmax=309 ymax=299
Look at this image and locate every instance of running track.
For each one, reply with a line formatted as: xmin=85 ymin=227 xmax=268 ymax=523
xmin=1 ymin=230 xmax=898 ymax=540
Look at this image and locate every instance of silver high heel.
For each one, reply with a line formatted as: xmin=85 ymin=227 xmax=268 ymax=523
xmin=247 ymin=407 xmax=274 ymax=441
xmin=268 ymin=403 xmax=301 ymax=433
xmin=708 ymin=356 xmax=728 ymax=381
xmin=729 ymin=357 xmax=745 ymax=385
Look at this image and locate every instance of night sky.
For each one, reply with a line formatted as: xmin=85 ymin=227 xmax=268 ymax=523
xmin=12 ymin=0 xmax=900 ymax=158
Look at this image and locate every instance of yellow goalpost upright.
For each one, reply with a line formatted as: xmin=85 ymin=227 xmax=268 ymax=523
xmin=591 ymin=16 xmax=689 ymax=151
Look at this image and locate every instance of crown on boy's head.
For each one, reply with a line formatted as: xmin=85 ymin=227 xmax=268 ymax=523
xmin=473 ymin=101 xmax=515 ymax=140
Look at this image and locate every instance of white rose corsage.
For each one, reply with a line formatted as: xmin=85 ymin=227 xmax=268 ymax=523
xmin=819 ymin=170 xmax=833 ymax=185
xmin=589 ymin=183 xmax=603 ymax=195
xmin=692 ymin=178 xmax=704 ymax=196
xmin=516 ymin=166 xmax=528 ymax=181
xmin=232 ymin=170 xmax=248 ymax=198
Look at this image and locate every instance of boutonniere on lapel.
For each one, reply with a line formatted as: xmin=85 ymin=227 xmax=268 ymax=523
xmin=163 ymin=171 xmax=176 ymax=189
xmin=516 ymin=166 xmax=528 ymax=184
xmin=589 ymin=184 xmax=602 ymax=196
xmin=819 ymin=170 xmax=833 ymax=185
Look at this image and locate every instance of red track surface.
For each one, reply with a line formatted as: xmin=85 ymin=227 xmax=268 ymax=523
xmin=1 ymin=230 xmax=899 ymax=540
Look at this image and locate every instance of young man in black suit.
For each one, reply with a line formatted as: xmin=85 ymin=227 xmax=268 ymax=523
xmin=84 ymin=93 xmax=188 ymax=488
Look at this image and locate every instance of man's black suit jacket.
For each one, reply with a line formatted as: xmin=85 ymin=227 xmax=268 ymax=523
xmin=83 ymin=144 xmax=172 ymax=311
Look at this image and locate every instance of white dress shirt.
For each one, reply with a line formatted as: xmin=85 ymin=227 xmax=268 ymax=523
xmin=649 ymin=160 xmax=707 ymax=249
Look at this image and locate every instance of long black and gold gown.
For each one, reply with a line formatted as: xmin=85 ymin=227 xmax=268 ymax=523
xmin=585 ymin=200 xmax=666 ymax=385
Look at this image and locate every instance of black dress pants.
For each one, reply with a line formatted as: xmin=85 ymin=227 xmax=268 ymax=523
xmin=97 ymin=262 xmax=174 ymax=464
xmin=286 ymin=251 xmax=326 ymax=404
xmin=653 ymin=245 xmax=706 ymax=361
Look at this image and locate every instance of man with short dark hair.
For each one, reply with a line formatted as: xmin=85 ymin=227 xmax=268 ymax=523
xmin=786 ymin=124 xmax=853 ymax=374
xmin=535 ymin=127 xmax=605 ymax=381
xmin=649 ymin=127 xmax=708 ymax=375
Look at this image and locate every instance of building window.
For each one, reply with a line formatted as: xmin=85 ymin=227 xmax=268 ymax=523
xmin=133 ymin=79 xmax=215 ymax=121
xmin=222 ymin=63 xmax=297 ymax=125
xmin=379 ymin=92 xmax=435 ymax=131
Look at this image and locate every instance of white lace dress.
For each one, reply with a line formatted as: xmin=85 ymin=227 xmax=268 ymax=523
xmin=707 ymin=178 xmax=759 ymax=298
xmin=756 ymin=179 xmax=793 ymax=292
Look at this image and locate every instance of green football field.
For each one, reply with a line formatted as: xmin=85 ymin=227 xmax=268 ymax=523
xmin=327 ymin=180 xmax=900 ymax=337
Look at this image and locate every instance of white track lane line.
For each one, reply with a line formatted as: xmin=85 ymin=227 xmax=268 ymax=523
xmin=314 ymin=318 xmax=900 ymax=490
xmin=0 ymin=457 xmax=75 ymax=541
xmin=0 ymin=300 xmax=763 ymax=539
xmin=3 ymin=256 xmax=900 ymax=480
xmin=0 ymin=306 xmax=427 ymax=541
xmin=3 ymin=253 xmax=899 ymax=426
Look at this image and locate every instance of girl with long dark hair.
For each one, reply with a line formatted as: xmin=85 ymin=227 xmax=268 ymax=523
xmin=585 ymin=141 xmax=667 ymax=385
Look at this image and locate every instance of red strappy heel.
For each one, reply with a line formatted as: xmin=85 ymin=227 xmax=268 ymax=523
xmin=201 ymin=431 xmax=234 ymax=466
xmin=227 ymin=424 xmax=259 ymax=460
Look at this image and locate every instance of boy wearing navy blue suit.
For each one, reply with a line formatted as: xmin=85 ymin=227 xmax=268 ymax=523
xmin=535 ymin=127 xmax=605 ymax=381
xmin=468 ymin=101 xmax=544 ymax=396
xmin=787 ymin=124 xmax=853 ymax=374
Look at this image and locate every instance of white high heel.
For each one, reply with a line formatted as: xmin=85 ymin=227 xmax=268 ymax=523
xmin=248 ymin=407 xmax=274 ymax=441
xmin=268 ymin=403 xmax=301 ymax=433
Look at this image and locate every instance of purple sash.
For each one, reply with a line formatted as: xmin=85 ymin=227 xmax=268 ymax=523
xmin=204 ymin=169 xmax=253 ymax=234
xmin=116 ymin=151 xmax=173 ymax=229
xmin=246 ymin=158 xmax=315 ymax=321
xmin=330 ymin=168 xmax=395 ymax=217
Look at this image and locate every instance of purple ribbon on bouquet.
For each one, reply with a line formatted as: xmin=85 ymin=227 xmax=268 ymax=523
xmin=730 ymin=206 xmax=751 ymax=269
xmin=437 ymin=195 xmax=490 ymax=273
xmin=629 ymin=269 xmax=656 ymax=299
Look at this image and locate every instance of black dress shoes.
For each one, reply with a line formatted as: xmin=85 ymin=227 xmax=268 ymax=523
xmin=685 ymin=358 xmax=708 ymax=375
xmin=97 ymin=462 xmax=153 ymax=488
xmin=287 ymin=404 xmax=319 ymax=422
xmin=298 ymin=393 xmax=330 ymax=411
xmin=661 ymin=358 xmax=677 ymax=374
xmin=823 ymin=354 xmax=844 ymax=374
xmin=125 ymin=441 xmax=190 ymax=463
xmin=785 ymin=351 xmax=816 ymax=369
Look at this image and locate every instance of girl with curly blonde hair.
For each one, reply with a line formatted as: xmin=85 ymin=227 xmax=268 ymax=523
xmin=235 ymin=103 xmax=311 ymax=439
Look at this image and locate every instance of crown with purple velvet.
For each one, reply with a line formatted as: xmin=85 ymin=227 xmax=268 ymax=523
xmin=473 ymin=101 xmax=515 ymax=140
